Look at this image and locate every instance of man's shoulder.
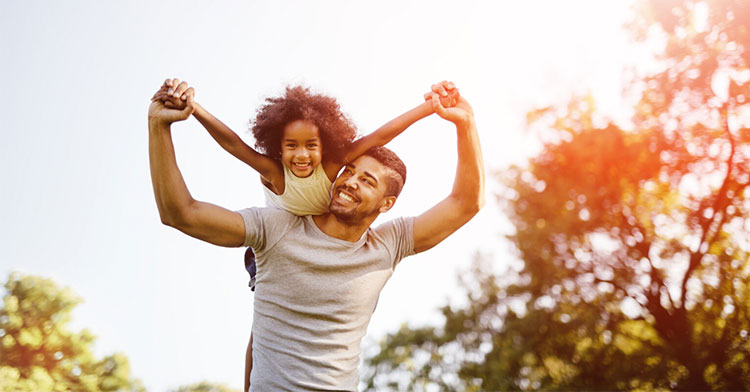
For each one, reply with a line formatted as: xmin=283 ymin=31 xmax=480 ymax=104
xmin=237 ymin=207 xmax=304 ymax=249
xmin=373 ymin=216 xmax=414 ymax=230
xmin=236 ymin=207 xmax=304 ymax=235
xmin=371 ymin=216 xmax=415 ymax=241
xmin=369 ymin=216 xmax=416 ymax=265
xmin=237 ymin=206 xmax=302 ymax=221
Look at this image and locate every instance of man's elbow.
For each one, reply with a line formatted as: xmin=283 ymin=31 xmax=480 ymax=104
xmin=159 ymin=213 xmax=179 ymax=228
xmin=466 ymin=196 xmax=485 ymax=216
xmin=474 ymin=194 xmax=486 ymax=214
xmin=470 ymin=185 xmax=486 ymax=211
xmin=456 ymin=192 xmax=485 ymax=217
xmin=158 ymin=204 xmax=192 ymax=230
xmin=159 ymin=212 xmax=182 ymax=230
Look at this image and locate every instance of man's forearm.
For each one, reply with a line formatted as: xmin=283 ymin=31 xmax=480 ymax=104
xmin=410 ymin=116 xmax=484 ymax=253
xmin=149 ymin=118 xmax=195 ymax=226
xmin=451 ymin=118 xmax=485 ymax=212
xmin=147 ymin=93 xmax=247 ymax=246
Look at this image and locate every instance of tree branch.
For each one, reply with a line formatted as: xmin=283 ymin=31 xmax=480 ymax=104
xmin=680 ymin=102 xmax=735 ymax=307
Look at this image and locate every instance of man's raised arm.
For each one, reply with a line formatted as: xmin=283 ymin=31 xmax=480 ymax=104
xmin=412 ymin=89 xmax=485 ymax=253
xmin=148 ymin=83 xmax=246 ymax=247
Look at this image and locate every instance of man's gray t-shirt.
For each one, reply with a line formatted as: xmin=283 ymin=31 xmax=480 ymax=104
xmin=239 ymin=207 xmax=415 ymax=391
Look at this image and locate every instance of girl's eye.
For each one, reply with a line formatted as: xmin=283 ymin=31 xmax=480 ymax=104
xmin=286 ymin=144 xmax=296 ymax=149
xmin=307 ymin=144 xmax=318 ymax=149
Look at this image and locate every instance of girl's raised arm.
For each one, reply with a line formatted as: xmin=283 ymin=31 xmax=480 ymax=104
xmin=155 ymin=78 xmax=283 ymax=185
xmin=192 ymin=103 xmax=282 ymax=184
xmin=324 ymin=81 xmax=458 ymax=181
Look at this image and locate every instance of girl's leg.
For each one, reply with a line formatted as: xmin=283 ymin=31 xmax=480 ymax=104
xmin=244 ymin=333 xmax=253 ymax=392
xmin=244 ymin=247 xmax=256 ymax=391
xmin=245 ymin=247 xmax=257 ymax=290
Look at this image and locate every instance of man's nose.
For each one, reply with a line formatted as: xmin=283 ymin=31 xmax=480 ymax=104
xmin=344 ymin=176 xmax=358 ymax=189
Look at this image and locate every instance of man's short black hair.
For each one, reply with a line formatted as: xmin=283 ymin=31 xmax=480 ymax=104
xmin=362 ymin=146 xmax=406 ymax=197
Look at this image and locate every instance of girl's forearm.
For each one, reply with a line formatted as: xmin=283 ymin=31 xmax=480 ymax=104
xmin=343 ymin=101 xmax=433 ymax=164
xmin=373 ymin=101 xmax=433 ymax=143
xmin=192 ymin=103 xmax=246 ymax=152
xmin=193 ymin=103 xmax=281 ymax=181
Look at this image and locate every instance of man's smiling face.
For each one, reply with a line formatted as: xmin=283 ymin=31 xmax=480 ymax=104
xmin=329 ymin=155 xmax=396 ymax=224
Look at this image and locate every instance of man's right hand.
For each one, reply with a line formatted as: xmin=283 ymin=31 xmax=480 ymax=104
xmin=424 ymin=80 xmax=460 ymax=108
xmin=152 ymin=78 xmax=194 ymax=109
xmin=429 ymin=93 xmax=473 ymax=127
xmin=148 ymin=98 xmax=194 ymax=126
xmin=149 ymin=78 xmax=195 ymax=126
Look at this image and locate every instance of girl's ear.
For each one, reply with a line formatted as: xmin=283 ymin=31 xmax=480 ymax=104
xmin=378 ymin=196 xmax=397 ymax=213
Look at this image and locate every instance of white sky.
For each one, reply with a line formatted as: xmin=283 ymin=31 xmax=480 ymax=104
xmin=0 ymin=1 xmax=638 ymax=390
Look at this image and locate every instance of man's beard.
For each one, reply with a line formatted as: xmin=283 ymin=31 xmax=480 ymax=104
xmin=329 ymin=201 xmax=379 ymax=225
xmin=329 ymin=203 xmax=360 ymax=224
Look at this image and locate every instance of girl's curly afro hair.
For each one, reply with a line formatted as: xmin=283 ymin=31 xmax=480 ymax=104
xmin=251 ymin=85 xmax=357 ymax=163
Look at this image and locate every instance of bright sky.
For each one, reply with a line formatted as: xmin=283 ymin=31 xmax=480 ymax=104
xmin=1 ymin=1 xmax=638 ymax=390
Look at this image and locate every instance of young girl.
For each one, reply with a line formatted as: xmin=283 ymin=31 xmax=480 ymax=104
xmin=153 ymin=79 xmax=458 ymax=391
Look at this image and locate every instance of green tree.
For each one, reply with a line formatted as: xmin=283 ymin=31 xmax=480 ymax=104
xmin=0 ymin=272 xmax=144 ymax=392
xmin=363 ymin=0 xmax=750 ymax=390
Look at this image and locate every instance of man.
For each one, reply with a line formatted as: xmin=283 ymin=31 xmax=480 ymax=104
xmin=148 ymin=81 xmax=484 ymax=391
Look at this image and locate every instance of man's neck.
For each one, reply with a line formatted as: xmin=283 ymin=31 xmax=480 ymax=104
xmin=312 ymin=213 xmax=375 ymax=242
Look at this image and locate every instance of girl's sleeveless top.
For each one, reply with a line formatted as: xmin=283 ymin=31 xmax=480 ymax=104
xmin=263 ymin=164 xmax=332 ymax=216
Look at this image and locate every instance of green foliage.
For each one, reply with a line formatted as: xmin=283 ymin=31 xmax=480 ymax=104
xmin=363 ymin=1 xmax=750 ymax=390
xmin=0 ymin=272 xmax=145 ymax=392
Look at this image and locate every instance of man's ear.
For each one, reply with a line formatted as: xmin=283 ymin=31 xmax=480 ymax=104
xmin=378 ymin=196 xmax=397 ymax=213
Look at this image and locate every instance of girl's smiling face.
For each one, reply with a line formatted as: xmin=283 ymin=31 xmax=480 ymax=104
xmin=281 ymin=120 xmax=323 ymax=178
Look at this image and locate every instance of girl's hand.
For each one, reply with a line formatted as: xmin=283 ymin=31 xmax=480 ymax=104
xmin=149 ymin=79 xmax=195 ymax=125
xmin=424 ymin=80 xmax=459 ymax=108
xmin=429 ymin=92 xmax=474 ymax=126
xmin=151 ymin=78 xmax=194 ymax=110
xmin=148 ymin=96 xmax=195 ymax=125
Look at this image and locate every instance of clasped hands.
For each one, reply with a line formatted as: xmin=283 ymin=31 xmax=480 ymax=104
xmin=149 ymin=78 xmax=473 ymax=126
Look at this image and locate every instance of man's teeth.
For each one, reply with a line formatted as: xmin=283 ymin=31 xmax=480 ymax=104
xmin=339 ymin=192 xmax=356 ymax=203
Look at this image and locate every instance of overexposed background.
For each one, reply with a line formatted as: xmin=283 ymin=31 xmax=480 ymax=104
xmin=0 ymin=1 xmax=641 ymax=390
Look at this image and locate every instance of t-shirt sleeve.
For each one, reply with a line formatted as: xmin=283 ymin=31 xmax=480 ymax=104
xmin=374 ymin=216 xmax=415 ymax=267
xmin=236 ymin=207 xmax=296 ymax=251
